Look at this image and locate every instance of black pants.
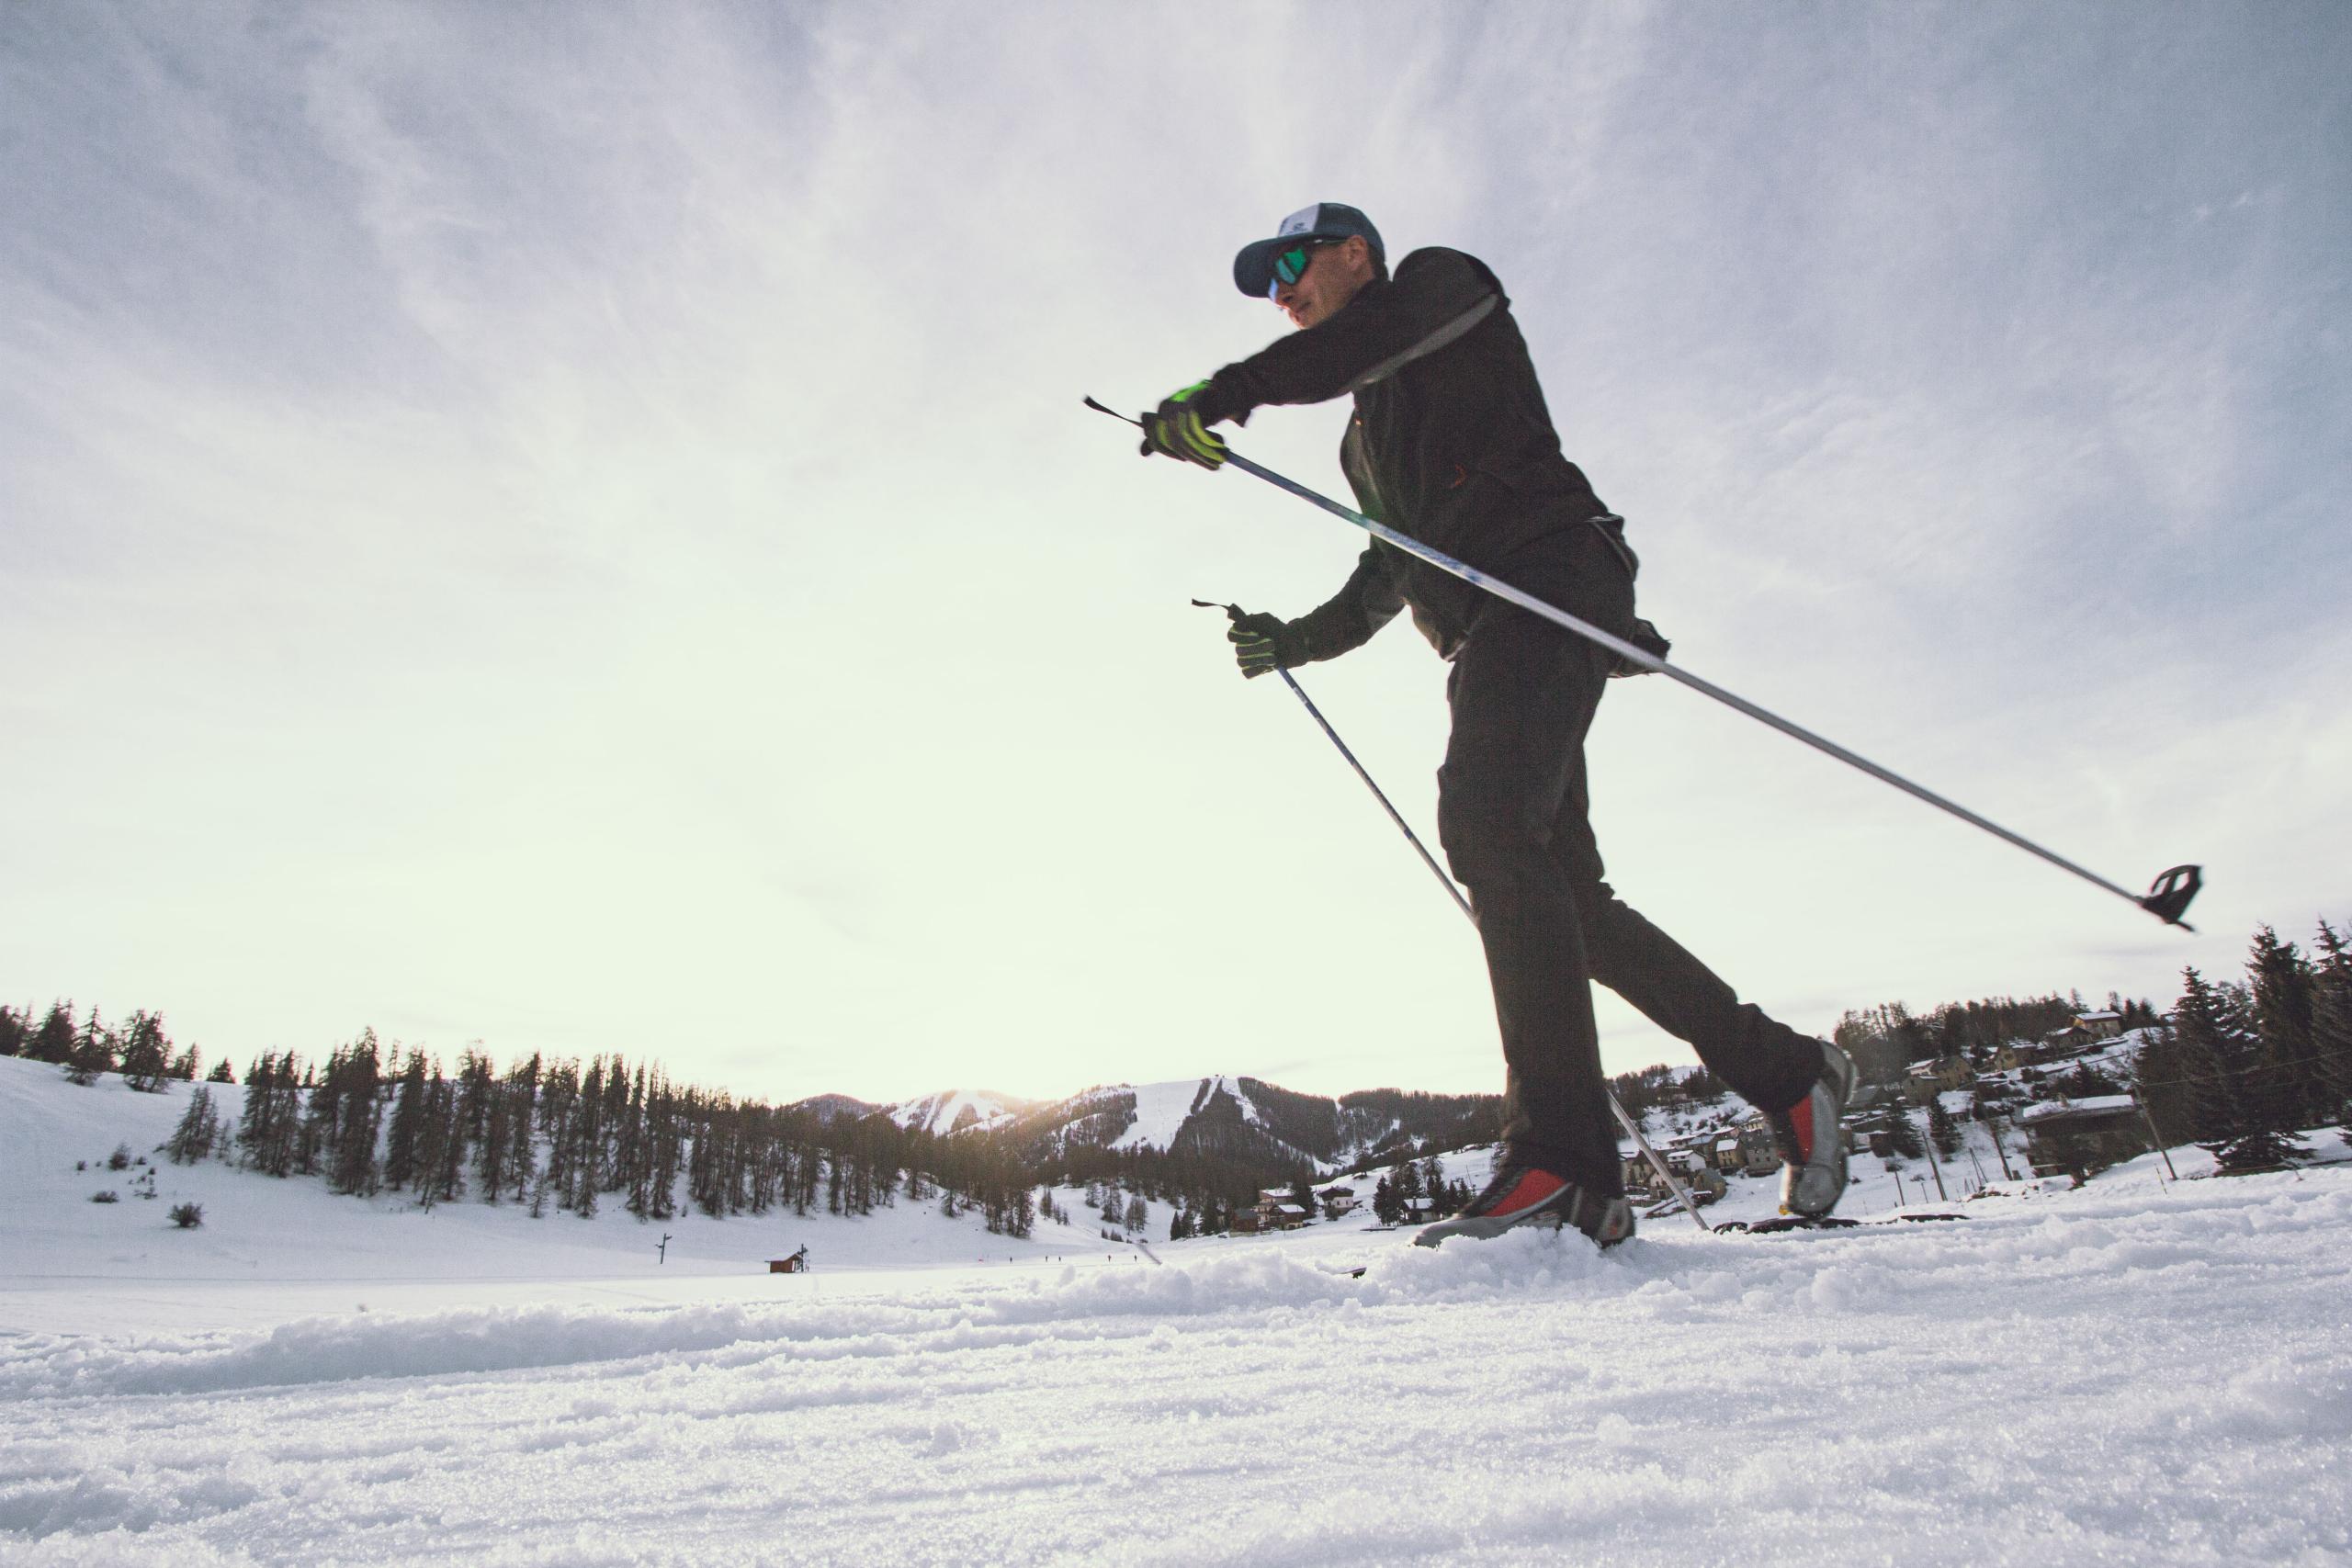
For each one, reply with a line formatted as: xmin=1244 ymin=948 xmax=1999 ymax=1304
xmin=1434 ymin=538 xmax=1823 ymax=1195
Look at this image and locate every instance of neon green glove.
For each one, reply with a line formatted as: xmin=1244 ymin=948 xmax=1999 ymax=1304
xmin=1139 ymin=380 xmax=1228 ymax=469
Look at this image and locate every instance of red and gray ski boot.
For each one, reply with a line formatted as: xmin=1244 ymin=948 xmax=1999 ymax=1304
xmin=1412 ymin=1158 xmax=1634 ymax=1249
xmin=1767 ymin=1041 xmax=1859 ymax=1217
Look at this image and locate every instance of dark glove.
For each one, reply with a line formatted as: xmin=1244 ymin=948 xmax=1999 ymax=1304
xmin=1608 ymin=616 xmax=1672 ymax=678
xmin=1227 ymin=611 xmax=1306 ymax=679
xmin=1138 ymin=380 xmax=1228 ymax=469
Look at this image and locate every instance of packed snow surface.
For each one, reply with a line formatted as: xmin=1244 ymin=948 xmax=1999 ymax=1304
xmin=6 ymin=1064 xmax=2351 ymax=1565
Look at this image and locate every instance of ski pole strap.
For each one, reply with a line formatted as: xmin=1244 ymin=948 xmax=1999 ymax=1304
xmin=2140 ymin=865 xmax=2201 ymax=928
xmin=1205 ymin=443 xmax=2200 ymax=934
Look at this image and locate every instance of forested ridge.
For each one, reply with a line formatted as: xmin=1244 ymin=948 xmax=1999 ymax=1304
xmin=9 ymin=913 xmax=2347 ymax=1233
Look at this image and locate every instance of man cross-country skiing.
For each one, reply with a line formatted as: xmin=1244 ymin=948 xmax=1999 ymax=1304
xmin=1141 ymin=203 xmax=1857 ymax=1248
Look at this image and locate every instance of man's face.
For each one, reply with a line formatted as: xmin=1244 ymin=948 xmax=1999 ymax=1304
xmin=1272 ymin=236 xmax=1374 ymax=330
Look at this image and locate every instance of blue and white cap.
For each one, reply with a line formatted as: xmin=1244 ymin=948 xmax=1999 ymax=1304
xmin=1232 ymin=202 xmax=1385 ymax=298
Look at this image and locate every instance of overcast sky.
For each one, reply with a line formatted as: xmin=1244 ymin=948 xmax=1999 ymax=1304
xmin=5 ymin=3 xmax=2346 ymax=1109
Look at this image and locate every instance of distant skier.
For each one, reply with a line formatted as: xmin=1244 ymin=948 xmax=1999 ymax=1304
xmin=1140 ymin=203 xmax=1856 ymax=1247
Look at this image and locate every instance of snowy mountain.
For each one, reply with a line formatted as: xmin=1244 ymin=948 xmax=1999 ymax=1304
xmin=887 ymin=1089 xmax=1043 ymax=1137
xmin=789 ymin=1092 xmax=884 ymax=1123
xmin=886 ymin=1074 xmax=1498 ymax=1173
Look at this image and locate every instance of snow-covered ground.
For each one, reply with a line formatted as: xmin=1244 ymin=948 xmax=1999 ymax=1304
xmin=6 ymin=1060 xmax=2351 ymax=1564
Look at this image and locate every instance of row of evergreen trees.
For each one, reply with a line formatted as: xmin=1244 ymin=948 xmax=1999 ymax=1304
xmin=9 ymin=1008 xmax=1047 ymax=1234
xmin=7 ymin=998 xmax=1392 ymax=1235
xmin=2133 ymin=922 xmax=2352 ymax=1171
xmin=0 ymin=1001 xmax=220 ymax=1089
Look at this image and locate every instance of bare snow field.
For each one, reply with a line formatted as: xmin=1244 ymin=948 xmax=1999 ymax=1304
xmin=6 ymin=1064 xmax=2352 ymax=1565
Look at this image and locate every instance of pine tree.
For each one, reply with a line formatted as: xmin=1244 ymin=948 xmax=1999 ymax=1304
xmin=28 ymin=1002 xmax=76 ymax=1066
xmin=2246 ymin=926 xmax=2324 ymax=1125
xmin=237 ymin=1053 xmax=277 ymax=1160
xmin=2179 ymin=965 xmax=2305 ymax=1171
xmin=1927 ymin=1096 xmax=1962 ymax=1158
xmin=1883 ymin=1109 xmax=1926 ymax=1160
xmin=2173 ymin=967 xmax=2242 ymax=1143
xmin=1393 ymin=1158 xmax=1424 ymax=1208
xmin=207 ymin=1058 xmax=235 ymax=1084
xmin=239 ymin=1054 xmax=301 ymax=1178
xmin=413 ymin=1070 xmax=458 ymax=1210
xmin=2312 ymin=919 xmax=2352 ymax=1126
xmin=166 ymin=1087 xmax=222 ymax=1164
xmin=503 ymin=1055 xmax=541 ymax=1203
xmin=65 ymin=1009 xmax=116 ymax=1086
xmin=327 ymin=1032 xmax=384 ymax=1196
xmin=383 ymin=1050 xmax=429 ymax=1190
xmin=2131 ymin=1025 xmax=2196 ymax=1151
xmin=119 ymin=1010 xmax=172 ymax=1092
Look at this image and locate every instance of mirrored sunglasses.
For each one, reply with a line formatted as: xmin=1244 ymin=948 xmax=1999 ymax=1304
xmin=1269 ymin=242 xmax=1328 ymax=296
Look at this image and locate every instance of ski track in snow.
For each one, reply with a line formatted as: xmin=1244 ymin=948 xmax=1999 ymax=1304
xmin=6 ymin=1166 xmax=2352 ymax=1565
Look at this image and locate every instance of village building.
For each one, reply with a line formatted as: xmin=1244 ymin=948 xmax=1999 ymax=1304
xmin=1735 ymin=1117 xmax=1783 ymax=1175
xmin=2018 ymin=1095 xmax=2150 ymax=1181
xmin=1626 ymin=1156 xmax=1725 ymax=1208
xmin=2039 ymin=1011 xmax=2128 ymax=1057
xmin=1905 ymin=1055 xmax=1977 ymax=1101
xmin=1315 ymin=1184 xmax=1360 ymax=1219
xmin=1246 ymin=1199 xmax=1310 ymax=1231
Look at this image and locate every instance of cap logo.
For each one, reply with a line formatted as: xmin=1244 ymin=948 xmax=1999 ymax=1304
xmin=1276 ymin=206 xmax=1321 ymax=237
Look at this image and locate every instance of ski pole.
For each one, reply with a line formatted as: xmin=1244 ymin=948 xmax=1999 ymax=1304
xmin=1193 ymin=598 xmax=1712 ymax=1233
xmin=1096 ymin=398 xmax=2202 ymax=934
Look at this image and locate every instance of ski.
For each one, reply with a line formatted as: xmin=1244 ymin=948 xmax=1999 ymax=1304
xmin=1720 ymin=1213 xmax=1967 ymax=1234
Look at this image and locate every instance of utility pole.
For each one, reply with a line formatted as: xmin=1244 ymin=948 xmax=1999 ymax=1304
xmin=657 ymin=1232 xmax=673 ymax=1264
xmin=2133 ymin=1094 xmax=2179 ymax=1184
xmin=1988 ymin=1116 xmax=2018 ymax=1182
xmin=1923 ymin=1119 xmax=1951 ymax=1202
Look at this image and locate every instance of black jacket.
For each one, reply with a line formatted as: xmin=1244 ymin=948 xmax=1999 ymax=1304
xmin=1201 ymin=246 xmax=1626 ymax=660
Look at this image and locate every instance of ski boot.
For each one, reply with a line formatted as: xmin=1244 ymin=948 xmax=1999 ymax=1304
xmin=1767 ymin=1040 xmax=1859 ymax=1218
xmin=1412 ymin=1157 xmax=1633 ymax=1249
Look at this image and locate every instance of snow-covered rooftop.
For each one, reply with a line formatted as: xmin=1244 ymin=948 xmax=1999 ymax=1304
xmin=2018 ymin=1094 xmax=2141 ymax=1124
